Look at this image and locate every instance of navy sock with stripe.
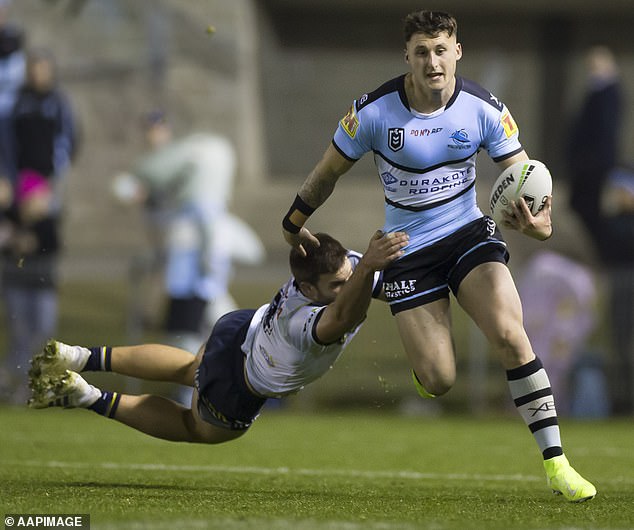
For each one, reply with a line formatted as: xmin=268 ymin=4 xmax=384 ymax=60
xmin=83 ymin=346 xmax=113 ymax=372
xmin=507 ymin=356 xmax=563 ymax=460
xmin=88 ymin=391 xmax=121 ymax=418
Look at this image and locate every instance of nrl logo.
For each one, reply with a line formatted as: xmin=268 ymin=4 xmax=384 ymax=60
xmin=388 ymin=127 xmax=405 ymax=152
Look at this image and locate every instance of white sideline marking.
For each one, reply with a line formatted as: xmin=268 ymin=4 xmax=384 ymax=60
xmin=10 ymin=459 xmax=543 ymax=483
xmin=95 ymin=517 xmax=424 ymax=530
xmin=18 ymin=459 xmax=634 ymax=485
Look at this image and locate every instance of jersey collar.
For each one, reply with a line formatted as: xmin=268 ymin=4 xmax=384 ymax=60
xmin=398 ymin=74 xmax=463 ymax=113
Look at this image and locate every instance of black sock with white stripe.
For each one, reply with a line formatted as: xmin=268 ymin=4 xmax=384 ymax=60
xmin=506 ymin=356 xmax=563 ymax=460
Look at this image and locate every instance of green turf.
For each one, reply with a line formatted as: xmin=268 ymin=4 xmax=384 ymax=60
xmin=1 ymin=405 xmax=632 ymax=529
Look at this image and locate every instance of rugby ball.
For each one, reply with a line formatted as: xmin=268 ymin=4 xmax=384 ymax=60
xmin=489 ymin=159 xmax=552 ymax=225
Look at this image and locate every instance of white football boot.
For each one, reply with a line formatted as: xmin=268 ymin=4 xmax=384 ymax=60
xmin=29 ymin=339 xmax=91 ymax=379
xmin=28 ymin=370 xmax=101 ymax=409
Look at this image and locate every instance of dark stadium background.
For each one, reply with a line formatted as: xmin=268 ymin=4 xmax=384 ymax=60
xmin=2 ymin=0 xmax=633 ymax=414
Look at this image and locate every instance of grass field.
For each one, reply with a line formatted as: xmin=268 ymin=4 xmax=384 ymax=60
xmin=1 ymin=405 xmax=633 ymax=530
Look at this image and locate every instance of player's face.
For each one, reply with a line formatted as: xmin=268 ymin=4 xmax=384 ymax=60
xmin=405 ymin=31 xmax=462 ymax=95
xmin=307 ymin=257 xmax=353 ymax=305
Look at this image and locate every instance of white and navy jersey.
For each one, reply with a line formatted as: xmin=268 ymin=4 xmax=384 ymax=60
xmin=242 ymin=251 xmax=382 ymax=397
xmin=333 ymin=74 xmax=523 ymax=255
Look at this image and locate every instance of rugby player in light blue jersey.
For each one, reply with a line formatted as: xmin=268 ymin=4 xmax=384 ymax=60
xmin=282 ymin=10 xmax=595 ymax=502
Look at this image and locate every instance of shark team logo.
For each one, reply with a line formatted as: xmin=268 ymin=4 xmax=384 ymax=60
xmin=388 ymin=128 xmax=405 ymax=151
xmin=450 ymin=129 xmax=470 ymax=145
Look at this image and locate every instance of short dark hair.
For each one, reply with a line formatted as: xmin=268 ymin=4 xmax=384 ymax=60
xmin=403 ymin=10 xmax=457 ymax=43
xmin=289 ymin=233 xmax=348 ymax=286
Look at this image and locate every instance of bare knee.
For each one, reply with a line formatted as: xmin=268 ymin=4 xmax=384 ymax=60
xmin=408 ymin=346 xmax=457 ymax=396
xmin=488 ymin=324 xmax=533 ymax=369
xmin=414 ymin=366 xmax=455 ymax=396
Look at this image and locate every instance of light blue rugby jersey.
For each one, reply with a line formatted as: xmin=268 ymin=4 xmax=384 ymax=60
xmin=332 ymin=74 xmax=523 ymax=255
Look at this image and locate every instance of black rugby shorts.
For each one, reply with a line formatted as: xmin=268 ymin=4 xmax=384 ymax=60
xmin=383 ymin=216 xmax=509 ymax=315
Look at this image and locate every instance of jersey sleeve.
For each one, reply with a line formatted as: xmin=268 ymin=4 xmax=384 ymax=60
xmin=332 ymin=100 xmax=374 ymax=161
xmin=286 ymin=305 xmax=330 ymax=351
xmin=482 ymin=104 xmax=523 ymax=161
xmin=347 ymin=250 xmax=382 ymax=298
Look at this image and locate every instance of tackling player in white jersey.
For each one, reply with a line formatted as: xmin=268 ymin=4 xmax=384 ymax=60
xmin=282 ymin=10 xmax=595 ymax=502
xmin=27 ymin=230 xmax=408 ymax=443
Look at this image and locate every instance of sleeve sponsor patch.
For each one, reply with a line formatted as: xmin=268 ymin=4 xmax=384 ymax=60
xmin=340 ymin=105 xmax=359 ymax=138
xmin=501 ymin=111 xmax=519 ymax=138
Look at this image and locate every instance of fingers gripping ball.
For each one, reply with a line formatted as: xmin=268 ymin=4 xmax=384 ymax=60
xmin=489 ymin=159 xmax=552 ymax=224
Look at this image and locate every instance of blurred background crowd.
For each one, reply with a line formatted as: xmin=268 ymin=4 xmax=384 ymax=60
xmin=0 ymin=0 xmax=633 ymax=417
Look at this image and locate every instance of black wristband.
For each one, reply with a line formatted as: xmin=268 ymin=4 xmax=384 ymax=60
xmin=282 ymin=194 xmax=316 ymax=234
xmin=282 ymin=215 xmax=301 ymax=234
xmin=292 ymin=194 xmax=316 ymax=216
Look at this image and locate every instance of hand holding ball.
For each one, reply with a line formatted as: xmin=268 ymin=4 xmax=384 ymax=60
xmin=489 ymin=159 xmax=552 ymax=225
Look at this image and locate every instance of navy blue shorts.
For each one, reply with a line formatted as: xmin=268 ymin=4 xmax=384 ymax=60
xmin=383 ymin=216 xmax=509 ymax=315
xmin=194 ymin=309 xmax=267 ymax=431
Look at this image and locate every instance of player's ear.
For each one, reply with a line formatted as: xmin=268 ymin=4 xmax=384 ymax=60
xmin=456 ymin=42 xmax=463 ymax=61
xmin=299 ymin=281 xmax=318 ymax=301
xmin=404 ymin=49 xmax=409 ymax=63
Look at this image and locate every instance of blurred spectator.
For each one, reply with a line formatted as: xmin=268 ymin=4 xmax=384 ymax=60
xmin=597 ymin=167 xmax=634 ymax=415
xmin=12 ymin=48 xmax=77 ymax=211
xmin=566 ymin=45 xmax=623 ymax=248
xmin=0 ymin=174 xmax=12 ymax=271
xmin=518 ymin=250 xmax=608 ymax=417
xmin=0 ymin=0 xmax=25 ymax=183
xmin=0 ymin=49 xmax=77 ymax=404
xmin=111 ymin=112 xmax=265 ymax=359
xmin=1 ymin=171 xmax=59 ymax=403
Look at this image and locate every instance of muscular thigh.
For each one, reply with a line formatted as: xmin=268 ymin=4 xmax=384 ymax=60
xmin=394 ymin=298 xmax=456 ymax=384
xmin=190 ymin=386 xmax=246 ymax=443
xmin=456 ymin=261 xmax=534 ymax=367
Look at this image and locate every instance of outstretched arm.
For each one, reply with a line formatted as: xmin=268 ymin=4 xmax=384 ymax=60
xmin=314 ymin=230 xmax=408 ymax=344
xmin=282 ymin=144 xmax=355 ymax=256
